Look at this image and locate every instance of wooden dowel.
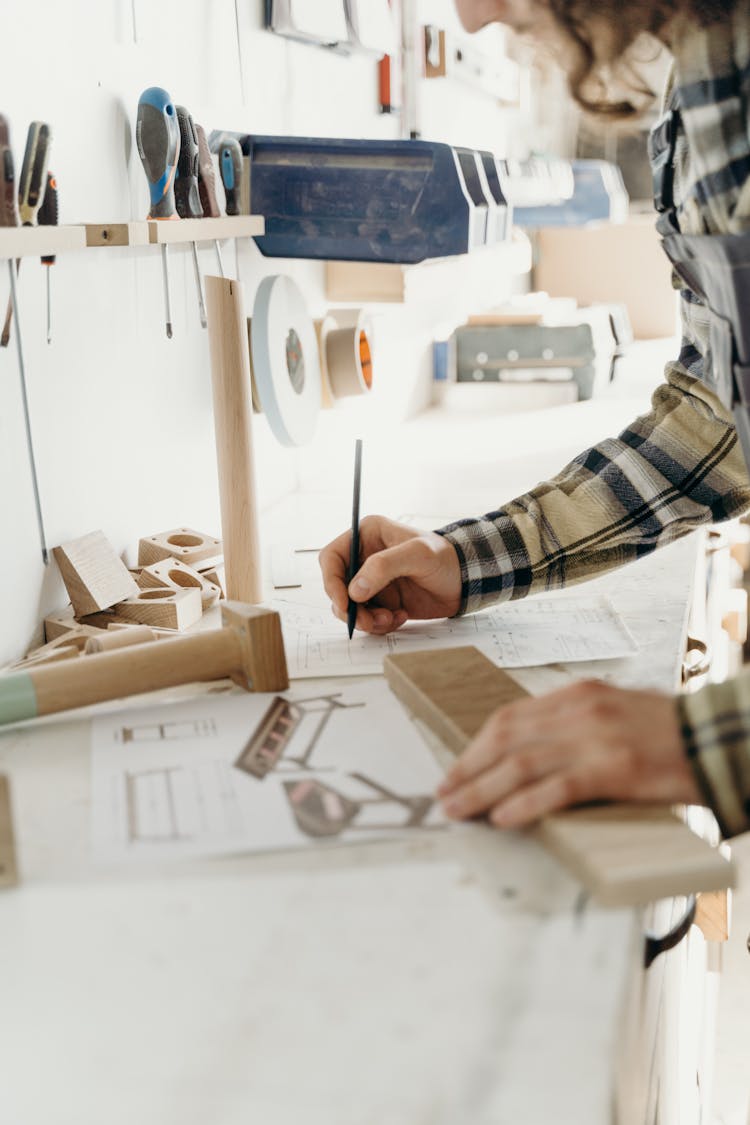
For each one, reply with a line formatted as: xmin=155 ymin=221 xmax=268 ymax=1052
xmin=30 ymin=630 xmax=243 ymax=717
xmin=205 ymin=275 xmax=263 ymax=603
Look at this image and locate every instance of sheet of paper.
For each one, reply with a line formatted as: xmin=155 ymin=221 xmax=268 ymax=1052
xmin=91 ymin=681 xmax=445 ymax=864
xmin=274 ymin=595 xmax=638 ymax=679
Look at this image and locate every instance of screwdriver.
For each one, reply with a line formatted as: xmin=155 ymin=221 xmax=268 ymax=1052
xmin=37 ymin=171 xmax=57 ymax=345
xmin=0 ymin=114 xmax=49 ymax=564
xmin=1 ymin=120 xmax=52 ymax=348
xmin=210 ymin=133 xmax=243 ymax=275
xmin=136 ymin=87 xmax=180 ymax=339
xmin=195 ymin=122 xmax=224 ymax=277
xmin=175 ymin=105 xmax=206 ymax=328
xmin=216 ymin=135 xmax=243 ymax=216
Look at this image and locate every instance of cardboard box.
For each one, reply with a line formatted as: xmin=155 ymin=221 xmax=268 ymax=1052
xmin=534 ymin=215 xmax=679 ymax=339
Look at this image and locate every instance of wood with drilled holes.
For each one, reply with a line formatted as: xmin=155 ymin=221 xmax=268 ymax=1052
xmin=113 ymin=587 xmax=203 ymax=631
xmin=383 ymin=645 xmax=736 ymax=907
xmin=138 ymin=558 xmax=221 ymax=608
xmin=205 ymin=275 xmax=263 ymax=603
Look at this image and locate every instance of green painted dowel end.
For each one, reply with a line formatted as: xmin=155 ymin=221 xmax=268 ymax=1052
xmin=0 ymin=673 xmax=39 ymax=725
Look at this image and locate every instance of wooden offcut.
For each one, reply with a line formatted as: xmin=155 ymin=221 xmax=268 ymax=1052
xmin=52 ymin=531 xmax=139 ymax=617
xmin=138 ymin=528 xmax=223 ymax=570
xmin=114 ymin=587 xmax=203 ymax=631
xmin=138 ymin=559 xmax=221 ymax=608
xmin=384 ymin=645 xmax=736 ymax=907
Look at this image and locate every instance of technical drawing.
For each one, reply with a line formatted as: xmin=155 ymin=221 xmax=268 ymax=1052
xmin=119 ymin=717 xmax=217 ymax=744
xmin=124 ymin=767 xmax=188 ymax=843
xmin=234 ymin=693 xmax=365 ymax=779
xmin=283 ymin=772 xmax=435 ymax=839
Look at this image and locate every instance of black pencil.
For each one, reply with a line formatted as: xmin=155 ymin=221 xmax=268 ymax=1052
xmin=347 ymin=438 xmax=363 ymax=639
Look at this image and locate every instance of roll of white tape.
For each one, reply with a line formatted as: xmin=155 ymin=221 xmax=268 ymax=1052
xmin=325 ymin=312 xmax=374 ymax=398
xmin=250 ymin=275 xmax=321 ymax=446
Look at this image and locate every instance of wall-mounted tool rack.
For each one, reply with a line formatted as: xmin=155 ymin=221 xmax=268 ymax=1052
xmin=0 ymin=216 xmax=265 ymax=257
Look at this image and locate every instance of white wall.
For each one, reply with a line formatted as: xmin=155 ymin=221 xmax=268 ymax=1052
xmin=0 ymin=0 xmax=533 ymax=664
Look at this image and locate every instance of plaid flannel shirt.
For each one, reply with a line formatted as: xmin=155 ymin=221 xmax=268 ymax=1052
xmin=437 ymin=1 xmax=750 ymax=837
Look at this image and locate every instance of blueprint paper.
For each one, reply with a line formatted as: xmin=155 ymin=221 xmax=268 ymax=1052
xmin=274 ymin=596 xmax=638 ymax=679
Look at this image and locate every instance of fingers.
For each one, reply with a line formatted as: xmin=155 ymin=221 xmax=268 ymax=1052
xmin=330 ymin=600 xmax=409 ymax=635
xmin=348 ymin=538 xmax=435 ymax=603
xmin=319 ymin=529 xmax=353 ymax=617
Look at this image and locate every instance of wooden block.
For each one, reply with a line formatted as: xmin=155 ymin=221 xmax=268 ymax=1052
xmin=44 ymin=606 xmax=79 ymax=641
xmin=383 ymin=645 xmax=736 ymax=906
xmin=113 ymin=587 xmax=203 ymax=631
xmin=384 ymin=645 xmax=525 ymax=753
xmin=198 ymin=564 xmax=225 ymax=599
xmin=694 ymin=889 xmax=730 ymax=942
xmin=84 ymin=222 xmax=149 ymax=247
xmin=0 ymin=775 xmax=18 ymax=888
xmin=52 ymin=531 xmax=139 ymax=617
xmin=138 ymin=559 xmax=221 ymax=609
xmin=138 ymin=528 xmax=223 ymax=570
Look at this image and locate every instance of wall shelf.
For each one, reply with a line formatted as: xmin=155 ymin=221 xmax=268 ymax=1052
xmin=325 ymin=233 xmax=532 ymax=304
xmin=0 ymin=216 xmax=266 ymax=258
xmin=0 ymin=225 xmax=88 ymax=259
xmin=147 ymin=216 xmax=265 ymax=244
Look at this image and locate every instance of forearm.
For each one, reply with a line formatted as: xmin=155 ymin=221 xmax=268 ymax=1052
xmin=437 ymin=359 xmax=750 ymax=614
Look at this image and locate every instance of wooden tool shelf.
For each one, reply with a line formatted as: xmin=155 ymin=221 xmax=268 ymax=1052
xmin=0 ymin=216 xmax=266 ymax=258
xmin=325 ymin=232 xmax=532 ymax=304
xmin=0 ymin=225 xmax=88 ymax=259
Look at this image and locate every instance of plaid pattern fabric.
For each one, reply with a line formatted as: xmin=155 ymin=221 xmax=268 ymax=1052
xmin=437 ymin=1 xmax=750 ymax=836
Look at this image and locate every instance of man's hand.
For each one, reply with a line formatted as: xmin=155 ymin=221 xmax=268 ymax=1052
xmin=319 ymin=515 xmax=462 ymax=635
xmin=438 ymin=680 xmax=702 ymax=827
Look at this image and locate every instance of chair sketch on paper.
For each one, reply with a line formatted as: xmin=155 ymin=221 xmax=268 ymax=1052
xmin=233 ymin=694 xmax=364 ymax=778
xmin=233 ymin=692 xmax=437 ymax=840
xmin=283 ymin=774 xmax=434 ymax=839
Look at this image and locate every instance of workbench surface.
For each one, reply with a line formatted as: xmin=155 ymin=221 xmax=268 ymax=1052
xmin=0 ymin=531 xmax=700 ymax=1125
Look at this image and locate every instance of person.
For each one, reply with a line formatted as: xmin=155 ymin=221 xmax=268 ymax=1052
xmin=320 ymin=0 xmax=750 ymax=838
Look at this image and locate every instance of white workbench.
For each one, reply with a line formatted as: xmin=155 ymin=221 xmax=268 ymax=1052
xmin=0 ymin=528 xmax=700 ymax=1125
xmin=0 ymin=341 xmax=713 ymax=1124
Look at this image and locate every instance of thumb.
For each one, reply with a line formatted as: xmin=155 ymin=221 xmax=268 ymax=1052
xmin=348 ymin=540 xmax=424 ymax=602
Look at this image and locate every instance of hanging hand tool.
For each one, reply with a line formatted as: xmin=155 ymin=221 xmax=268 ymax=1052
xmin=0 ymin=115 xmax=49 ymax=564
xmin=1 ymin=120 xmax=52 ymax=347
xmin=215 ymin=135 xmax=243 ymax=216
xmin=195 ymin=123 xmax=224 ymax=277
xmin=136 ymin=87 xmax=180 ymax=339
xmin=37 ymin=171 xmax=57 ymax=344
xmin=211 ymin=134 xmax=244 ymax=275
xmin=175 ymin=105 xmax=207 ymax=328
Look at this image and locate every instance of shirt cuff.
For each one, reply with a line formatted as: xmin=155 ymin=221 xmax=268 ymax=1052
xmin=435 ymin=515 xmax=532 ymax=615
xmin=677 ymin=677 xmax=750 ymax=838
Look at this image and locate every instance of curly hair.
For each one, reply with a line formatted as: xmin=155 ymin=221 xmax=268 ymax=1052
xmin=548 ymin=0 xmax=737 ymax=118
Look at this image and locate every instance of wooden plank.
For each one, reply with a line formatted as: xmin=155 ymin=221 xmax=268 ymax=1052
xmin=383 ymin=645 xmax=736 ymax=907
xmin=147 ymin=216 xmax=264 ymax=244
xmin=0 ymin=775 xmax=18 ymax=888
xmin=0 ymin=224 xmax=87 ymax=259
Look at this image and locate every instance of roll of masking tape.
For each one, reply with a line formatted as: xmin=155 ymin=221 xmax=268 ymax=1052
xmin=324 ymin=312 xmax=374 ymax=399
xmin=250 ymin=275 xmax=321 ymax=446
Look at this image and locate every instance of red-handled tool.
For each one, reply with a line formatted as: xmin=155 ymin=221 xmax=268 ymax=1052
xmin=38 ymin=171 xmax=57 ymax=344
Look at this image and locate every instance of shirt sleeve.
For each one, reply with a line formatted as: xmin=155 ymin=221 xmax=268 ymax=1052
xmin=678 ymin=672 xmax=750 ymax=837
xmin=436 ymin=350 xmax=750 ymax=615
